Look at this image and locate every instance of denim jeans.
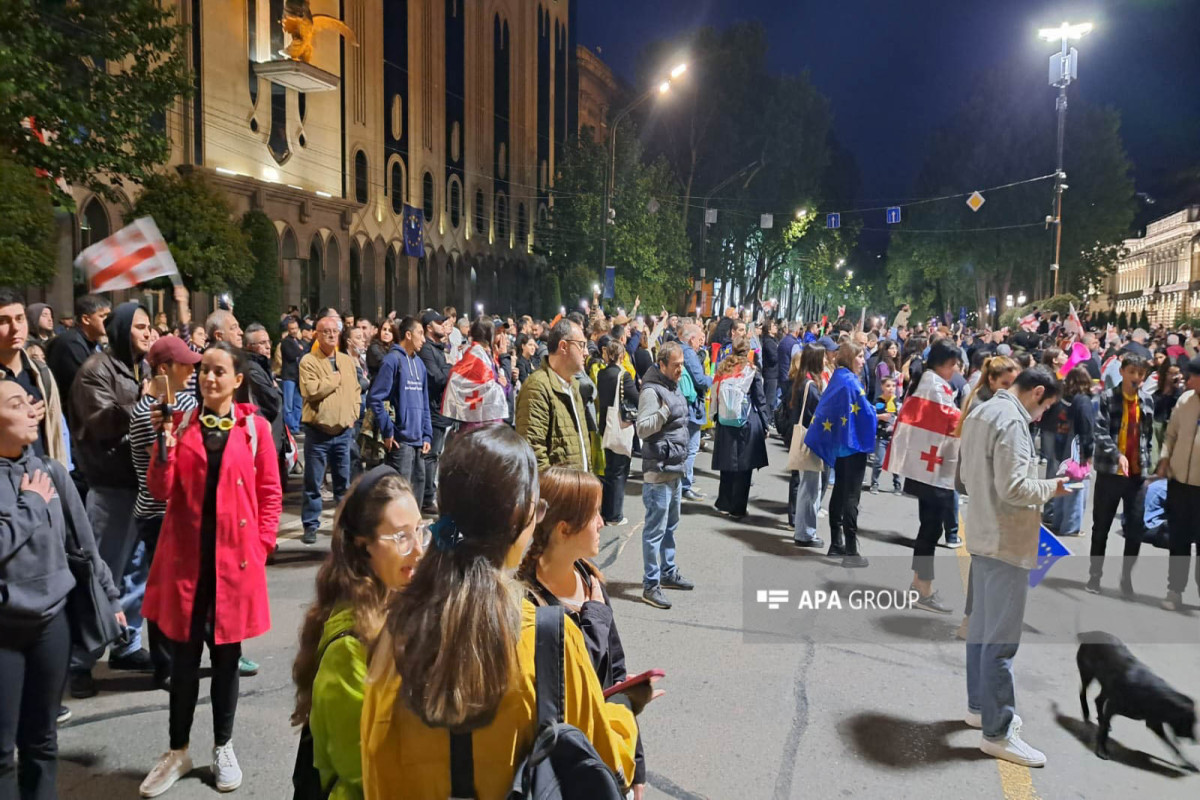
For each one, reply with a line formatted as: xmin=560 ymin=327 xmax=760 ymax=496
xmin=681 ymin=423 xmax=702 ymax=493
xmin=281 ymin=379 xmax=301 ymax=433
xmin=1051 ymin=475 xmax=1088 ymax=534
xmin=133 ymin=516 xmax=172 ymax=675
xmin=870 ymin=438 xmax=902 ymax=490
xmin=966 ymin=555 xmax=1029 ymax=740
xmin=72 ymin=486 xmax=140 ymax=670
xmin=793 ymin=470 xmax=822 ymax=542
xmin=302 ymin=425 xmax=353 ymax=533
xmin=385 ymin=440 xmax=426 ymax=511
xmin=642 ymin=478 xmax=682 ymax=589
xmin=422 ymin=426 xmax=448 ymax=508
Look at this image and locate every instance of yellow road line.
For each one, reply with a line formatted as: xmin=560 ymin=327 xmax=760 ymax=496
xmin=955 ymin=515 xmax=1040 ymax=800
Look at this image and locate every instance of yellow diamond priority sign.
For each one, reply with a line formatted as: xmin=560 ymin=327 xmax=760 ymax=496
xmin=966 ymin=191 xmax=985 ymax=212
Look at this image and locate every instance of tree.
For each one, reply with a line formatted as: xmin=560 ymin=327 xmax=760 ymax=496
xmin=236 ymin=211 xmax=281 ymax=338
xmin=1137 ymin=309 xmax=1150 ymax=330
xmin=1 ymin=0 xmax=192 ymax=202
xmin=1117 ymin=311 xmax=1129 ymax=330
xmin=0 ymin=155 xmax=57 ymax=286
xmin=885 ymin=62 xmax=1136 ymax=320
xmin=131 ymin=170 xmax=252 ymax=294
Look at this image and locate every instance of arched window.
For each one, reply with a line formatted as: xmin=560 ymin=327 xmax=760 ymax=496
xmin=390 ymin=161 xmax=404 ymax=215
xmin=448 ymin=178 xmax=462 ymax=229
xmin=517 ymin=203 xmax=527 ymax=241
xmin=354 ymin=150 xmax=368 ymax=204
xmin=305 ymin=235 xmax=323 ymax=315
xmin=421 ymin=172 xmax=434 ymax=222
xmin=496 ymin=193 xmax=509 ymax=238
xmin=79 ymin=199 xmax=110 ymax=250
xmin=474 ymin=189 xmax=486 ymax=233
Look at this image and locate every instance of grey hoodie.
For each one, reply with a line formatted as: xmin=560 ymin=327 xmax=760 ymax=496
xmin=0 ymin=448 xmax=118 ymax=628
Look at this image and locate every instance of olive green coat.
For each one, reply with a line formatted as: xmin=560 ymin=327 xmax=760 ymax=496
xmin=515 ymin=362 xmax=588 ymax=471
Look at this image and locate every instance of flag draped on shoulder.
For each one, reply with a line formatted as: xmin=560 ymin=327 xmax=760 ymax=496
xmin=442 ymin=343 xmax=508 ymax=423
xmin=883 ymin=371 xmax=961 ymax=490
xmin=76 ymin=217 xmax=178 ymax=293
xmin=803 ymin=367 xmax=877 ymax=466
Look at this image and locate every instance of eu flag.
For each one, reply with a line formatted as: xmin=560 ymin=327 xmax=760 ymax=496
xmin=403 ymin=204 xmax=425 ymax=258
xmin=1028 ymin=525 xmax=1071 ymax=588
xmin=803 ymin=367 xmax=877 ymax=466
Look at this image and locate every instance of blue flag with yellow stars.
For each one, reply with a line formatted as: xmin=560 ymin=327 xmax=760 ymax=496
xmin=804 ymin=366 xmax=877 ymax=466
xmin=1028 ymin=525 xmax=1071 ymax=587
xmin=403 ymin=204 xmax=425 ymax=258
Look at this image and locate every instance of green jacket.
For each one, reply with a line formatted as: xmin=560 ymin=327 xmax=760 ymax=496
xmin=311 ymin=606 xmax=366 ymax=800
xmin=515 ymin=362 xmax=588 ymax=471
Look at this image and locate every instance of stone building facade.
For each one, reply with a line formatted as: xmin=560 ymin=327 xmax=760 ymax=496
xmin=576 ymin=44 xmax=618 ymax=144
xmin=1112 ymin=205 xmax=1200 ymax=326
xmin=42 ymin=0 xmax=580 ymax=322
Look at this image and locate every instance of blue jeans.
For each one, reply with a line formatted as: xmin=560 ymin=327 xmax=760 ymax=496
xmin=681 ymin=423 xmax=702 ymax=493
xmin=642 ymin=478 xmax=682 ymax=589
xmin=282 ymin=380 xmax=302 ymax=433
xmin=966 ymin=555 xmax=1029 ymax=740
xmin=1051 ymin=475 xmax=1088 ymax=534
xmin=302 ymin=425 xmax=353 ymax=533
xmin=871 ymin=438 xmax=901 ymax=490
xmin=793 ymin=470 xmax=822 ymax=542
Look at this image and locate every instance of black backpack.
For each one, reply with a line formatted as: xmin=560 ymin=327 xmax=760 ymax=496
xmin=449 ymin=606 xmax=627 ymax=800
xmin=293 ymin=630 xmax=355 ymax=800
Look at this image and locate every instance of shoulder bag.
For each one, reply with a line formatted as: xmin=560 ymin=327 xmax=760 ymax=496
xmin=600 ymin=375 xmax=635 ymax=457
xmin=787 ymin=380 xmax=822 ymax=472
xmin=292 ymin=629 xmax=356 ymax=800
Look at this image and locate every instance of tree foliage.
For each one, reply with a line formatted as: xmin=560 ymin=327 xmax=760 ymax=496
xmin=131 ymin=171 xmax=252 ymax=294
xmin=0 ymin=155 xmax=57 ymax=286
xmin=236 ymin=210 xmax=281 ymax=337
xmin=0 ymin=0 xmax=192 ymax=202
xmin=885 ymin=62 xmax=1136 ymax=320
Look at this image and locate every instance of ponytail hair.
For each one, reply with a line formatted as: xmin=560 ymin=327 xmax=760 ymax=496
xmin=384 ymin=425 xmax=538 ymax=729
xmin=954 ymin=355 xmax=1019 ymax=435
xmin=517 ymin=468 xmax=603 ymax=586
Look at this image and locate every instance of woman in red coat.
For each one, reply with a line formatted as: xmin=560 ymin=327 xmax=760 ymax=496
xmin=139 ymin=342 xmax=282 ymax=798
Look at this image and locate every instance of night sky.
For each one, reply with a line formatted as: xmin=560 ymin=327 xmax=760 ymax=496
xmin=578 ymin=0 xmax=1200 ymax=203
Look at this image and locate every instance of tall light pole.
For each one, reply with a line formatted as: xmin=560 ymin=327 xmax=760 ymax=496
xmin=1039 ymin=21 xmax=1093 ymax=297
xmin=600 ymin=63 xmax=687 ymax=280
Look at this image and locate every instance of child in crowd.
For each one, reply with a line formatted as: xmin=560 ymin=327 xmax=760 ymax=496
xmin=871 ymin=377 xmax=903 ymax=494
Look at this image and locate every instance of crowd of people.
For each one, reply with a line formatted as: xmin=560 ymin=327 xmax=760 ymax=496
xmin=3 ymin=283 xmax=1200 ymax=797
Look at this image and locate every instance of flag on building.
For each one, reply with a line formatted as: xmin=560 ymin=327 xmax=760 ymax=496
xmin=442 ymin=342 xmax=509 ymax=424
xmin=1029 ymin=526 xmax=1072 ymax=587
xmin=403 ymin=204 xmax=425 ymax=257
xmin=804 ymin=368 xmax=877 ymax=467
xmin=883 ymin=371 xmax=961 ymax=490
xmin=75 ymin=217 xmax=179 ymax=293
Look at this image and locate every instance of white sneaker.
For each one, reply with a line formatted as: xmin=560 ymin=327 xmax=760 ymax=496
xmin=212 ymin=742 xmax=242 ymax=792
xmin=140 ymin=749 xmax=192 ymax=797
xmin=817 ymin=508 xmax=828 ymax=519
xmin=980 ymin=722 xmax=1045 ymax=768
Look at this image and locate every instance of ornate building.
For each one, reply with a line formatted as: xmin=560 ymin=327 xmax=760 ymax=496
xmin=1113 ymin=205 xmax=1200 ymax=326
xmin=54 ymin=0 xmax=579 ymax=320
xmin=576 ymin=44 xmax=617 ymax=143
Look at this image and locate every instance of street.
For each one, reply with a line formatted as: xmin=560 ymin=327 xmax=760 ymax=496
xmin=55 ymin=438 xmax=1200 ymax=799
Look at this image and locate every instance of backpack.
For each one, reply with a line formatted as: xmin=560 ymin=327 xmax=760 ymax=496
xmin=292 ymin=630 xmax=355 ymax=800
xmin=448 ymin=606 xmax=626 ymax=800
xmin=716 ymin=370 xmax=754 ymax=427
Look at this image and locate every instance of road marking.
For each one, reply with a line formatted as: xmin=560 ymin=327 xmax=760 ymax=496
xmin=955 ymin=518 xmax=1040 ymax=800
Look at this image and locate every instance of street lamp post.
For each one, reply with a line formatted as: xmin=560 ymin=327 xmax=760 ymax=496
xmin=1039 ymin=21 xmax=1093 ymax=298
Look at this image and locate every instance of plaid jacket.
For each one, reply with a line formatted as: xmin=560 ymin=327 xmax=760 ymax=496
xmin=1093 ymin=386 xmax=1154 ymax=476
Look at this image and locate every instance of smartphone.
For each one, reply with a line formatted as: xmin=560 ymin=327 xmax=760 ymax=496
xmin=1063 ymin=482 xmax=1085 ymax=492
xmin=153 ymin=374 xmax=173 ymax=404
xmin=602 ymin=669 xmax=665 ymax=699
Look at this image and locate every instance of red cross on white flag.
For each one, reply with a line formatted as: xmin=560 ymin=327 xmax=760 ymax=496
xmin=76 ymin=217 xmax=179 ymax=293
xmin=882 ymin=370 xmax=962 ymax=490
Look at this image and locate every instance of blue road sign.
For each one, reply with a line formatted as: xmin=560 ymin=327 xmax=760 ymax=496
xmin=826 ymin=213 xmax=840 ymax=230
xmin=988 ymin=296 xmax=997 ymax=314
xmin=603 ymin=266 xmax=615 ymax=300
xmin=886 ymin=207 xmax=901 ymax=225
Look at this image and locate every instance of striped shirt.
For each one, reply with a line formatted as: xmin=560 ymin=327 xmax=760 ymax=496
xmin=130 ymin=392 xmax=198 ymax=518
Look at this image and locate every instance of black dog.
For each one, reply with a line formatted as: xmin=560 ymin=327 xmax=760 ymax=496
xmin=1077 ymin=631 xmax=1198 ymax=771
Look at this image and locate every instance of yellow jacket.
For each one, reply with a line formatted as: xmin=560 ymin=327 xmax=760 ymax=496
xmin=361 ymin=599 xmax=638 ymax=799
xmin=299 ymin=348 xmax=361 ymax=434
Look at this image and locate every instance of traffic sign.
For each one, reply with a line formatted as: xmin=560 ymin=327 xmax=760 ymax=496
xmin=966 ymin=191 xmax=986 ymax=212
xmin=826 ymin=213 xmax=840 ymax=229
xmin=886 ymin=207 xmax=901 ymax=225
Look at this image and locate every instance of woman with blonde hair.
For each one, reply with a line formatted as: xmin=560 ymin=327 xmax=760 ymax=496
xmin=518 ymin=467 xmax=649 ymax=798
xmin=291 ymin=467 xmax=425 ymax=800
xmin=954 ymin=355 xmax=1019 ymax=436
xmin=360 ymin=425 xmax=645 ymax=799
xmin=711 ymin=336 xmax=770 ymax=518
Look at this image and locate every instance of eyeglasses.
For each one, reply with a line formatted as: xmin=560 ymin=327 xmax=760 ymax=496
xmin=534 ymin=498 xmax=548 ymax=523
xmin=378 ymin=524 xmax=432 ymax=556
xmin=563 ymin=339 xmax=588 ymax=352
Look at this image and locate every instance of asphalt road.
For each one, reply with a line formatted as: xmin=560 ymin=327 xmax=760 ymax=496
xmin=56 ymin=435 xmax=1200 ymax=799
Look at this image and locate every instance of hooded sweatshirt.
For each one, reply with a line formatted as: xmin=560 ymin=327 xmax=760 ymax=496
xmin=0 ymin=449 xmax=118 ymax=629
xmin=366 ymin=344 xmax=431 ymax=446
xmin=309 ymin=606 xmax=367 ymax=800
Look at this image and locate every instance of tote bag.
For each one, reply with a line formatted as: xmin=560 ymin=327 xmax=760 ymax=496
xmin=600 ymin=375 xmax=635 ymax=457
xmin=787 ymin=380 xmax=822 ymax=472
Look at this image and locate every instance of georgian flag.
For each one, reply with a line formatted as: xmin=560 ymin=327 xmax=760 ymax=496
xmin=76 ymin=217 xmax=179 ymax=293
xmin=883 ymin=371 xmax=962 ymax=490
xmin=441 ymin=342 xmax=508 ymax=424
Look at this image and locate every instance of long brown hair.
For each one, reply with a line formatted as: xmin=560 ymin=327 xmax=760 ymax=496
xmin=715 ymin=336 xmax=751 ymax=378
xmin=954 ymin=355 xmax=1019 ymax=435
xmin=517 ymin=467 xmax=604 ymax=585
xmin=384 ymin=425 xmax=538 ymax=729
xmin=291 ymin=469 xmax=413 ymax=726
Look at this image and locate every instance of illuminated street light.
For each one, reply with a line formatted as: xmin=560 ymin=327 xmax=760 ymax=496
xmin=796 ymin=208 xmax=807 ymax=219
xmin=1017 ymin=292 xmax=1027 ymax=305
xmin=658 ymin=81 xmax=671 ymax=94
xmin=836 ymin=258 xmax=845 ymax=268
xmin=1038 ymin=21 xmax=1093 ymax=41
xmin=670 ymin=63 xmax=688 ymax=79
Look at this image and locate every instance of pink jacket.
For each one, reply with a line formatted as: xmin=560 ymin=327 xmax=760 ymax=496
xmin=144 ymin=403 xmax=282 ymax=645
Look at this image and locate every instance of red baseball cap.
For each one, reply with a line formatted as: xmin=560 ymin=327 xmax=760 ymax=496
xmin=148 ymin=335 xmax=202 ymax=369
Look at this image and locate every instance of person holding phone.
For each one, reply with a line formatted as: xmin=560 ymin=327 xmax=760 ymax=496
xmin=518 ymin=467 xmax=650 ymax=798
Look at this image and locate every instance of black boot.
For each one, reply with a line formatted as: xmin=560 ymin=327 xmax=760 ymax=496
xmin=828 ymin=530 xmax=846 ymax=557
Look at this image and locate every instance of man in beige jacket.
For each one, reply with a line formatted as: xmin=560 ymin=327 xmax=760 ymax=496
xmin=299 ymin=315 xmax=361 ymax=544
xmin=959 ymin=367 xmax=1069 ymax=768
xmin=1155 ymin=354 xmax=1200 ymax=610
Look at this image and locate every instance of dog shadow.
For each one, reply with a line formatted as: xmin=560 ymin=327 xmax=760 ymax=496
xmin=1051 ymin=702 xmax=1193 ymax=778
xmin=840 ymin=712 xmax=989 ymax=767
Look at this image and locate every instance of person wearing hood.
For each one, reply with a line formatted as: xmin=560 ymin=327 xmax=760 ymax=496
xmin=47 ymin=294 xmax=110 ymax=420
xmin=68 ymin=299 xmax=154 ymax=697
xmin=0 ymin=290 xmax=68 ymax=468
xmin=366 ymin=317 xmax=431 ymax=511
xmin=25 ymin=302 xmax=56 ymax=349
xmin=0 ymin=377 xmax=122 ymax=799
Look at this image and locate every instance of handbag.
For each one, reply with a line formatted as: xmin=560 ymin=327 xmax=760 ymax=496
xmin=47 ymin=467 xmax=121 ymax=655
xmin=601 ymin=375 xmax=635 ymax=457
xmin=787 ymin=380 xmax=822 ymax=472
